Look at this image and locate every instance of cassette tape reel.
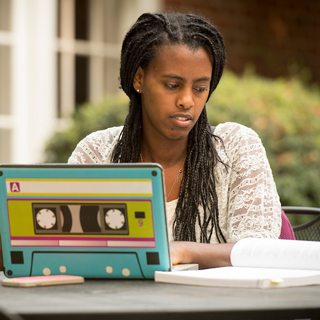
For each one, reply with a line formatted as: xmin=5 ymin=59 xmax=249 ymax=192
xmin=33 ymin=203 xmax=128 ymax=235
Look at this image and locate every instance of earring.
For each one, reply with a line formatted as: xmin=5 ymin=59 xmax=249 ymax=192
xmin=136 ymin=89 xmax=140 ymax=93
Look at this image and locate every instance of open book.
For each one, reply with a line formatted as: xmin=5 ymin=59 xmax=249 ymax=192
xmin=155 ymin=238 xmax=320 ymax=289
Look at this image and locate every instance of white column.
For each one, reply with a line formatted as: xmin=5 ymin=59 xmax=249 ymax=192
xmin=11 ymin=0 xmax=57 ymax=163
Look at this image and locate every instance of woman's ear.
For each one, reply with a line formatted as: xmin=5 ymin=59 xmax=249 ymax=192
xmin=133 ymin=66 xmax=144 ymax=93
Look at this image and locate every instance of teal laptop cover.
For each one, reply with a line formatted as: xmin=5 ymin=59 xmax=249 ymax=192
xmin=0 ymin=164 xmax=171 ymax=279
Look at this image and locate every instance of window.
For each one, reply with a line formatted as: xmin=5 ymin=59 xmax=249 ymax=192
xmin=57 ymin=0 xmax=122 ymax=118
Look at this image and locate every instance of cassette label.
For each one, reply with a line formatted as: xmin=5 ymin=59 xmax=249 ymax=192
xmin=8 ymin=199 xmax=155 ymax=248
xmin=5 ymin=179 xmax=153 ymax=196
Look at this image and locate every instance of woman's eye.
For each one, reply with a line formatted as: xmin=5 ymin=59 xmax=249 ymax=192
xmin=194 ymin=87 xmax=208 ymax=93
xmin=166 ymin=84 xmax=179 ymax=90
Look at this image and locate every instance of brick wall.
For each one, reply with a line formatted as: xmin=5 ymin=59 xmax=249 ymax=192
xmin=163 ymin=0 xmax=320 ymax=83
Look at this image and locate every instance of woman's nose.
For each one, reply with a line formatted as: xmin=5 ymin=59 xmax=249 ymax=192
xmin=176 ymin=89 xmax=194 ymax=109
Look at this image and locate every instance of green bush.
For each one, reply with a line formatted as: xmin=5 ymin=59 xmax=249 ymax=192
xmin=44 ymin=95 xmax=129 ymax=163
xmin=44 ymin=70 xmax=320 ymax=216
xmin=208 ymin=70 xmax=320 ymax=210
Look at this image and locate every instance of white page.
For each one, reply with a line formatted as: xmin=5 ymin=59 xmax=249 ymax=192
xmin=230 ymin=238 xmax=320 ymax=270
xmin=166 ymin=267 xmax=320 ymax=280
xmin=155 ymin=267 xmax=320 ymax=288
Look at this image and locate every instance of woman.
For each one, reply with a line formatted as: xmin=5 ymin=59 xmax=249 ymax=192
xmin=68 ymin=12 xmax=282 ymax=269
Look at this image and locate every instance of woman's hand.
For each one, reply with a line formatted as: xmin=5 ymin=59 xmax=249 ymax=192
xmin=170 ymin=241 xmax=236 ymax=269
xmin=170 ymin=241 xmax=192 ymax=266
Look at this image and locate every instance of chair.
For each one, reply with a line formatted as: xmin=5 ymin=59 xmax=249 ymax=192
xmin=279 ymin=210 xmax=295 ymax=240
xmin=281 ymin=206 xmax=320 ymax=241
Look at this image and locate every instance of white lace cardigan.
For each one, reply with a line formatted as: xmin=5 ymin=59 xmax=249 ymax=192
xmin=68 ymin=122 xmax=282 ymax=243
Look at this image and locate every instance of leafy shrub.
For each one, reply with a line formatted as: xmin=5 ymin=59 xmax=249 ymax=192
xmin=208 ymin=70 xmax=320 ymax=211
xmin=44 ymin=95 xmax=129 ymax=163
xmin=44 ymin=70 xmax=320 ymax=219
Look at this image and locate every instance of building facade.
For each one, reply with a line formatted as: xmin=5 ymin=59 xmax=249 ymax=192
xmin=0 ymin=0 xmax=162 ymax=163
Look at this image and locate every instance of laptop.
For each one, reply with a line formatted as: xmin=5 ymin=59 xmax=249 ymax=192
xmin=0 ymin=163 xmax=173 ymax=279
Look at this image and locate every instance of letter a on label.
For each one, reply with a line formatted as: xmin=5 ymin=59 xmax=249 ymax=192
xmin=10 ymin=182 xmax=20 ymax=192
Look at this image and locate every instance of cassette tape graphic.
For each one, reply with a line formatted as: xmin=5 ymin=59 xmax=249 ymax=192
xmin=0 ymin=164 xmax=171 ymax=279
xmin=33 ymin=203 xmax=129 ymax=235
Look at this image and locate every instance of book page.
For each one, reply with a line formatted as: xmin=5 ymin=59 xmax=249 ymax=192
xmin=155 ymin=267 xmax=320 ymax=288
xmin=230 ymin=238 xmax=320 ymax=270
xmin=167 ymin=267 xmax=320 ymax=280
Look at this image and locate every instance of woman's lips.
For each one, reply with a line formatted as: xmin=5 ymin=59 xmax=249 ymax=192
xmin=175 ymin=116 xmax=189 ymax=121
xmin=171 ymin=114 xmax=192 ymax=127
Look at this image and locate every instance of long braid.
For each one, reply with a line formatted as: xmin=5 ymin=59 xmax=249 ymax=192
xmin=113 ymin=12 xmax=227 ymax=243
xmin=175 ymin=108 xmax=226 ymax=243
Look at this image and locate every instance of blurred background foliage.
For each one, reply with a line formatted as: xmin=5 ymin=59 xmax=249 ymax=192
xmin=44 ymin=70 xmax=320 ymax=226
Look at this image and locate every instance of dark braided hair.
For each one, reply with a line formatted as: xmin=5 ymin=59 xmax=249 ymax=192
xmin=112 ymin=12 xmax=227 ymax=243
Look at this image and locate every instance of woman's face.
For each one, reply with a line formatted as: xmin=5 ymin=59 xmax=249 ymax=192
xmin=133 ymin=44 xmax=212 ymax=143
